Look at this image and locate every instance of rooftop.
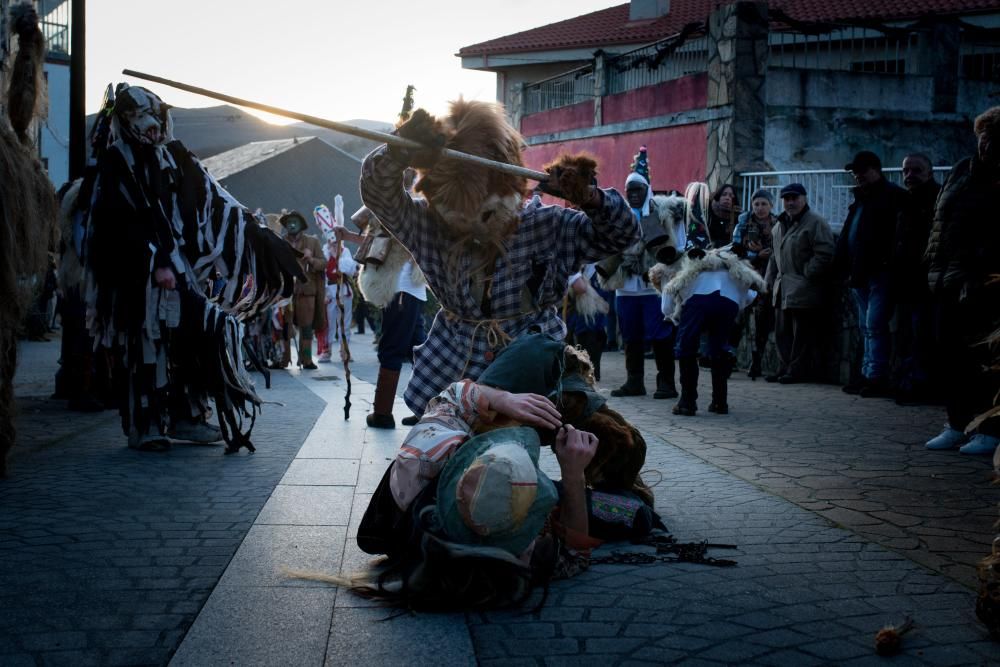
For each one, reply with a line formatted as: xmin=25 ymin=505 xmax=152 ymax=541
xmin=458 ymin=0 xmax=1000 ymax=57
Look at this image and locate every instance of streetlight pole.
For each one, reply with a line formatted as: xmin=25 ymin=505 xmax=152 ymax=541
xmin=69 ymin=0 xmax=84 ymax=179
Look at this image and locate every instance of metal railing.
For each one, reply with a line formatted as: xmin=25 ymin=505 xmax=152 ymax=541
xmin=739 ymin=167 xmax=952 ymax=233
xmin=522 ymin=31 xmax=708 ymax=116
xmin=605 ymin=36 xmax=708 ymax=95
xmin=522 ymin=64 xmax=595 ymax=115
xmin=961 ymin=40 xmax=1000 ymax=81
xmin=769 ymin=27 xmax=919 ymax=74
xmin=38 ymin=0 xmax=70 ymax=55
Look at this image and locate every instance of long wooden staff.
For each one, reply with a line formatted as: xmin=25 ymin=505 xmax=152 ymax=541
xmin=122 ymin=70 xmax=549 ymax=181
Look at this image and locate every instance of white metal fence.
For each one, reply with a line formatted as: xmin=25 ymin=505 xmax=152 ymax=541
xmin=739 ymin=167 xmax=952 ymax=232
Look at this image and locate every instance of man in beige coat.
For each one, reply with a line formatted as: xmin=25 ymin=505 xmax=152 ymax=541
xmin=764 ymin=184 xmax=835 ymax=383
xmin=279 ymin=211 xmax=327 ymax=369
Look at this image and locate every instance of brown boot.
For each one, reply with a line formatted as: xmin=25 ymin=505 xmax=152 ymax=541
xmin=367 ymin=367 xmax=400 ymax=429
xmin=299 ymin=337 xmax=317 ymax=370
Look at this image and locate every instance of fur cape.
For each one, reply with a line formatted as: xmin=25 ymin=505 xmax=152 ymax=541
xmin=358 ymin=218 xmax=426 ymax=308
xmin=655 ymin=249 xmax=767 ymax=323
xmin=413 ymin=100 xmax=526 ymax=247
xmin=599 ymin=194 xmax=685 ymax=291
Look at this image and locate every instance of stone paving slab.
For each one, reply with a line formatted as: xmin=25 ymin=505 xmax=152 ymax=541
xmin=172 ymin=362 xmax=477 ymax=665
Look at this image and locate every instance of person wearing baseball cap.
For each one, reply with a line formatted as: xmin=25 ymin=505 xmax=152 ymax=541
xmin=763 ymin=184 xmax=836 ymax=384
xmin=835 ymin=151 xmax=908 ymax=398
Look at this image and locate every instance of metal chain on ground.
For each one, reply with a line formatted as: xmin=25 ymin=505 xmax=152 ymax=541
xmin=589 ymin=535 xmax=738 ymax=568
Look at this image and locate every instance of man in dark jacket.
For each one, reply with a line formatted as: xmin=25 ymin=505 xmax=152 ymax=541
xmin=836 ymin=151 xmax=908 ymax=397
xmin=891 ymin=154 xmax=941 ymax=404
xmin=924 ymin=107 xmax=1000 ymax=456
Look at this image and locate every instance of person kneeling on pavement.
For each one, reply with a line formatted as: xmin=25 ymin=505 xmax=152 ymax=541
xmin=342 ymin=333 xmax=659 ymax=609
xmin=651 ymin=244 xmax=765 ymax=416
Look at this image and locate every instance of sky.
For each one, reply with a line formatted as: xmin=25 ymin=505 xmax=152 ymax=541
xmin=86 ymin=0 xmax=618 ymax=124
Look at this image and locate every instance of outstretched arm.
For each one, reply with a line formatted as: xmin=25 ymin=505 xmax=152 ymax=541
xmin=359 ymin=147 xmax=429 ymax=251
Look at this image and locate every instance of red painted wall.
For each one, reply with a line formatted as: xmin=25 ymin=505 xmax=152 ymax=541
xmin=520 ymin=100 xmax=594 ymax=136
xmin=602 ymin=73 xmax=707 ymax=125
xmin=524 ymin=122 xmax=708 ymax=193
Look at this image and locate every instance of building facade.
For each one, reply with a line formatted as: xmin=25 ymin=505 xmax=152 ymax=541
xmin=461 ymin=0 xmax=1000 ymax=226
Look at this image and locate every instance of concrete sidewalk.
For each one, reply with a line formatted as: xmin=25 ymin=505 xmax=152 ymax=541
xmin=3 ymin=332 xmax=1000 ymax=665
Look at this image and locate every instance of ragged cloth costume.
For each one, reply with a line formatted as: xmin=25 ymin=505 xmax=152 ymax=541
xmin=83 ymin=84 xmax=302 ymax=452
xmin=361 ymin=154 xmax=637 ymax=416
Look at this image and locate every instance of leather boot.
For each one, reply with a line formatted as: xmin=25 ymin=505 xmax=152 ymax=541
xmin=708 ymin=357 xmax=730 ymax=414
xmin=651 ymin=339 xmax=678 ymax=399
xmin=611 ymin=342 xmax=646 ymax=397
xmin=298 ymin=337 xmax=317 ymax=370
xmin=672 ymin=357 xmax=698 ymax=416
xmin=747 ymin=351 xmax=762 ymax=380
xmin=366 ymin=367 xmax=399 ymax=429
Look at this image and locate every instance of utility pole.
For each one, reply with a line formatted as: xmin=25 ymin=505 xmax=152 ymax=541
xmin=69 ymin=0 xmax=84 ymax=179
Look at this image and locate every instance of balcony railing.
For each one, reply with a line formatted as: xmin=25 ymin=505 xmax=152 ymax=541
xmin=605 ymin=36 xmax=708 ymax=95
xmin=523 ymin=64 xmax=595 ymax=116
xmin=769 ymin=27 xmax=920 ymax=74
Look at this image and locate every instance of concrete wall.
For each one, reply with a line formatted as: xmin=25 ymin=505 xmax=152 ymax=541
xmin=765 ymin=105 xmax=977 ymax=172
xmin=40 ymin=61 xmax=70 ymax=187
xmin=766 ymin=69 xmax=935 ymax=112
xmin=523 ymin=122 xmax=708 ymax=193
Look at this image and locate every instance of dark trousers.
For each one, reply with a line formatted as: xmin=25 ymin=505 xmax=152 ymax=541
xmin=937 ymin=295 xmax=1000 ymax=436
xmin=378 ymin=292 xmax=426 ymax=372
xmin=674 ymin=293 xmax=739 ymax=360
xmin=775 ymin=307 xmax=820 ymax=379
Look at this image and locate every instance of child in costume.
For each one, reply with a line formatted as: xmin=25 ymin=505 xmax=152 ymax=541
xmin=359 ymin=101 xmax=639 ymax=418
xmin=652 ymin=245 xmax=766 ymax=416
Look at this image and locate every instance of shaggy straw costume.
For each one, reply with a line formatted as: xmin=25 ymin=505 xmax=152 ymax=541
xmin=0 ymin=4 xmax=59 ymax=476
xmin=360 ymin=100 xmax=639 ymax=416
xmin=83 ymin=84 xmax=303 ymax=453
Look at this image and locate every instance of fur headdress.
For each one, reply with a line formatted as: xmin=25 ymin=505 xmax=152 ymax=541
xmin=414 ymin=99 xmax=527 ymax=246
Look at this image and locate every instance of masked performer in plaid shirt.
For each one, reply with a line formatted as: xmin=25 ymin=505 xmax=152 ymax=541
xmin=360 ymin=101 xmax=639 ymax=417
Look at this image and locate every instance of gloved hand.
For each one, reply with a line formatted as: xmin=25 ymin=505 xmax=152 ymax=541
xmin=388 ymin=109 xmax=446 ymax=169
xmin=538 ymin=154 xmax=601 ymax=208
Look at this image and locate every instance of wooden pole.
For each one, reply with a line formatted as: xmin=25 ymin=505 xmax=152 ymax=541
xmin=121 ymin=69 xmax=549 ymax=182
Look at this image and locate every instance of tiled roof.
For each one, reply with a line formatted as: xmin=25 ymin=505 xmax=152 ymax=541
xmin=458 ymin=1 xmax=1000 ymax=56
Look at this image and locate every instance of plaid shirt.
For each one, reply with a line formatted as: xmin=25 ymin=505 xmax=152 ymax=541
xmin=361 ymin=147 xmax=639 ymax=414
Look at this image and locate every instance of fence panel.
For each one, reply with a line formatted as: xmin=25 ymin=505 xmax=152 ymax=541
xmin=739 ymin=167 xmax=951 ymax=232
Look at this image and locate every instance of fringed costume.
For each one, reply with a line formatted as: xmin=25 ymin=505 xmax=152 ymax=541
xmin=360 ymin=100 xmax=639 ymax=416
xmin=0 ymin=4 xmax=59 ymax=475
xmin=83 ymin=84 xmax=303 ymax=452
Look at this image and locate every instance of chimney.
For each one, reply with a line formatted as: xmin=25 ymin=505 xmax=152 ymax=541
xmin=629 ymin=0 xmax=670 ymax=21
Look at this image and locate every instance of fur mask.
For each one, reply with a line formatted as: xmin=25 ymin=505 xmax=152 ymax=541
xmin=414 ymin=100 xmax=527 ymax=246
xmin=111 ymin=84 xmax=174 ymax=146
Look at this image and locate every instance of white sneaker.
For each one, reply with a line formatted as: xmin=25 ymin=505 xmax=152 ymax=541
xmin=170 ymin=421 xmax=223 ymax=444
xmin=925 ymin=426 xmax=968 ymax=450
xmin=959 ymin=433 xmax=1000 ymax=456
xmin=318 ymin=352 xmax=332 ymax=363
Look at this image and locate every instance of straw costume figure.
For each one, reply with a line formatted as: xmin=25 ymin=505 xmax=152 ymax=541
xmin=360 ymin=100 xmax=640 ymax=418
xmin=0 ymin=3 xmax=59 ymax=476
xmin=82 ymin=83 xmax=303 ymax=453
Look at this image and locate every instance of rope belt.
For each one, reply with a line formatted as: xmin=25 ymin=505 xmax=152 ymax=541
xmin=443 ymin=307 xmax=550 ymax=378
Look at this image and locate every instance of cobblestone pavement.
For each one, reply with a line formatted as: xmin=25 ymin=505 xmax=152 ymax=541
xmin=596 ymin=354 xmax=998 ymax=590
xmin=1 ymin=336 xmax=325 ymax=666
xmin=4 ymin=333 xmax=1000 ymax=666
